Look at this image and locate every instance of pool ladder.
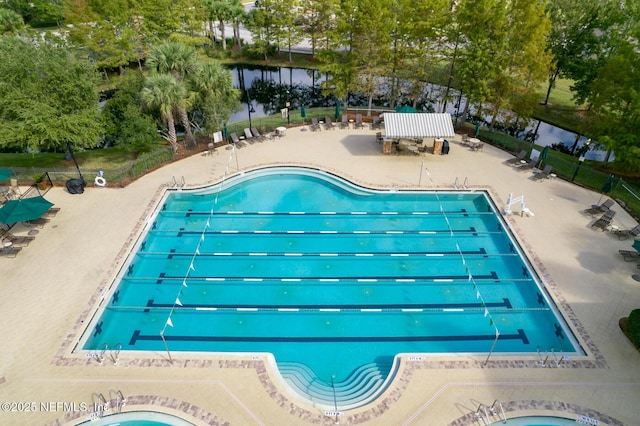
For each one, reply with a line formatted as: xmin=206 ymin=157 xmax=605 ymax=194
xmin=475 ymin=403 xmax=490 ymax=425
xmin=454 ymin=177 xmax=469 ymax=189
xmin=489 ymin=400 xmax=507 ymax=423
xmin=537 ymin=346 xmax=565 ymax=367
xmin=93 ymin=343 xmax=122 ymax=365
xmin=109 ymin=389 xmax=127 ymax=413
xmin=476 ymin=400 xmax=507 ymax=425
xmin=171 ymin=176 xmax=185 ymax=189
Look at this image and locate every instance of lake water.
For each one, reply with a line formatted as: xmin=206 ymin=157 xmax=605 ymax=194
xmin=225 ymin=65 xmax=606 ymax=160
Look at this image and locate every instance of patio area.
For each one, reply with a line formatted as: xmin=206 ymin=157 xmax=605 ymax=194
xmin=1 ymin=124 xmax=639 ymax=426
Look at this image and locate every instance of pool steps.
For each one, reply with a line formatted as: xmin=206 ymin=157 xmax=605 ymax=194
xmin=278 ymin=360 xmax=394 ymax=409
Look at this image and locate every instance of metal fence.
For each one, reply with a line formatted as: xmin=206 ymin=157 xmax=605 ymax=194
xmin=478 ymin=127 xmax=640 ymax=221
xmin=8 ymin=148 xmax=174 ymax=188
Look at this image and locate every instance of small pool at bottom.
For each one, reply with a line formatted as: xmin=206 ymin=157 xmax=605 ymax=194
xmin=76 ymin=411 xmax=194 ymax=425
xmin=79 ymin=167 xmax=584 ymax=410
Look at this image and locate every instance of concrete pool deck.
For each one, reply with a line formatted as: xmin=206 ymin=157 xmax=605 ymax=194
xmin=1 ymin=125 xmax=639 ymax=426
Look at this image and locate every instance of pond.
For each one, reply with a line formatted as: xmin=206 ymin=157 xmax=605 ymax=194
xmin=225 ymin=64 xmax=605 ymax=160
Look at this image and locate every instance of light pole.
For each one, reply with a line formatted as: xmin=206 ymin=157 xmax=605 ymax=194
xmin=286 ymin=89 xmax=291 ymax=125
xmin=571 ymin=139 xmax=591 ymax=182
xmin=247 ymin=92 xmax=255 ymax=130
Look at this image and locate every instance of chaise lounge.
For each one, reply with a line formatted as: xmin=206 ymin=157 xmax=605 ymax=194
xmin=591 ymin=210 xmax=616 ymax=231
xmin=584 ymin=199 xmax=615 ymax=217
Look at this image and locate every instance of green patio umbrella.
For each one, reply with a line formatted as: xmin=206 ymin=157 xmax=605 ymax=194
xmin=539 ymin=145 xmax=549 ymax=167
xmin=633 ymin=239 xmax=640 ymax=252
xmin=0 ymin=169 xmax=12 ymax=182
xmin=474 ymin=122 xmax=480 ymax=137
xmin=334 ymin=100 xmax=341 ymax=120
xmin=223 ymin=123 xmax=229 ymax=141
xmin=395 ymin=105 xmax=416 ymax=113
xmin=300 ymin=105 xmax=306 ymax=123
xmin=597 ymin=174 xmax=615 ymax=204
xmin=601 ymin=174 xmax=614 ymax=194
xmin=0 ymin=196 xmax=54 ymax=225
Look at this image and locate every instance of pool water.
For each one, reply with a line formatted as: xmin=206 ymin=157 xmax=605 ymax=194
xmin=80 ymin=167 xmax=582 ymax=408
xmin=77 ymin=411 xmax=194 ymax=425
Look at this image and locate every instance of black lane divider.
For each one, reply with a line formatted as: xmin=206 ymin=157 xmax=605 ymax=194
xmin=170 ymin=228 xmax=484 ymax=237
xmin=142 ymin=297 xmax=513 ymax=311
xmin=152 ymin=271 xmax=500 ymax=283
xmin=161 ymin=248 xmax=491 ymax=259
xmin=129 ymin=328 xmax=529 ymax=345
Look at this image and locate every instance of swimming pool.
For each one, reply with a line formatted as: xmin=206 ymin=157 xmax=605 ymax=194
xmin=79 ymin=167 xmax=582 ymax=408
xmin=77 ymin=411 xmax=194 ymax=425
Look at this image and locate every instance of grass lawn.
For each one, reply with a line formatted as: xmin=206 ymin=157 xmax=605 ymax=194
xmin=533 ymin=78 xmax=586 ymax=132
xmin=0 ymin=148 xmax=139 ymax=171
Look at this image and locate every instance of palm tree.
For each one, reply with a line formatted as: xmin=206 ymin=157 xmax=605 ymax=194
xmin=140 ymin=74 xmax=187 ymax=152
xmin=203 ymin=0 xmax=233 ymax=50
xmin=146 ymin=42 xmax=197 ymax=141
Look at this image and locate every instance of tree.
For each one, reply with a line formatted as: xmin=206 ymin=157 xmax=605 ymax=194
xmin=141 ymin=74 xmax=188 ymax=152
xmin=146 ymin=41 xmax=198 ymax=140
xmin=3 ymin=0 xmax=64 ymax=26
xmin=0 ymin=36 xmax=103 ymax=152
xmin=244 ymin=2 xmax=276 ymax=60
xmin=203 ymin=0 xmax=232 ymax=49
xmin=188 ymin=62 xmax=241 ymax=133
xmin=102 ymin=70 xmax=159 ymax=152
xmin=299 ymin=0 xmax=338 ymax=55
xmin=0 ymin=7 xmax=27 ymax=34
xmin=270 ymin=0 xmax=303 ymax=62
xmin=317 ymin=0 xmax=358 ymax=103
xmin=64 ymin=0 xmax=139 ymax=76
xmin=585 ymin=27 xmax=640 ymax=170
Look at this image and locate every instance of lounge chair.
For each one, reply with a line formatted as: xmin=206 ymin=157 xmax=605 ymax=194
xmin=324 ymin=116 xmax=335 ymax=130
xmin=612 ymin=224 xmax=640 ymax=240
xmin=533 ymin=165 xmax=553 ymax=181
xmin=505 ymin=150 xmax=527 ymax=166
xmin=340 ymin=114 xmax=349 ymax=129
xmin=355 ymin=113 xmax=364 ymax=129
xmin=0 ymin=245 xmax=21 ymax=258
xmin=24 ymin=217 xmax=50 ymax=228
xmin=243 ymin=128 xmax=255 ymax=143
xmin=310 ymin=118 xmax=321 ymax=132
xmin=619 ymin=249 xmax=640 ymax=262
xmin=591 ymin=210 xmax=616 ymax=231
xmin=376 ymin=132 xmax=383 ymax=144
xmin=371 ymin=116 xmax=381 ymax=130
xmin=0 ymin=230 xmax=34 ymax=246
xmin=251 ymin=128 xmax=266 ymax=141
xmin=470 ymin=141 xmax=484 ymax=152
xmin=517 ymin=157 xmax=537 ymax=171
xmin=230 ymin=132 xmax=245 ymax=148
xmin=43 ymin=207 xmax=60 ymax=217
xmin=584 ymin=199 xmax=615 ymax=217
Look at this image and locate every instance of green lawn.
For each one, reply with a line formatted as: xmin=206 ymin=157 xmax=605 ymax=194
xmin=533 ymin=78 xmax=586 ymax=132
xmin=0 ymin=148 xmax=139 ymax=170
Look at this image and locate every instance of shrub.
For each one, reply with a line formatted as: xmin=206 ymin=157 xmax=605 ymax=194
xmin=628 ymin=309 xmax=640 ymax=350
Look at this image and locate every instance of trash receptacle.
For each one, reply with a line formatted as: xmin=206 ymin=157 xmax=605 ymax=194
xmin=66 ymin=178 xmax=86 ymax=194
xmin=442 ymin=139 xmax=450 ymax=155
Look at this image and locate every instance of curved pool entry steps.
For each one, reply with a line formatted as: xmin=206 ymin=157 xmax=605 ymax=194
xmin=78 ymin=167 xmax=584 ymax=410
xmin=278 ymin=360 xmax=396 ymax=410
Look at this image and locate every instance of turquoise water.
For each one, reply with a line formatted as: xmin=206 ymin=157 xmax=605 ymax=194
xmin=77 ymin=411 xmax=194 ymax=425
xmin=82 ymin=168 xmax=581 ymax=399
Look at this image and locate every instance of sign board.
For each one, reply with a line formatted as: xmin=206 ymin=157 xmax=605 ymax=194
xmin=213 ymin=131 xmax=223 ymax=143
xmin=281 ymin=108 xmax=289 ymax=118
